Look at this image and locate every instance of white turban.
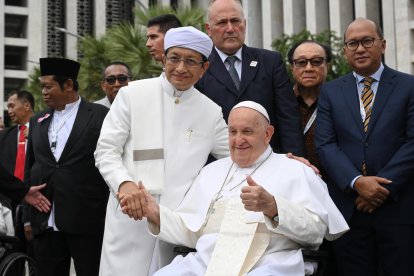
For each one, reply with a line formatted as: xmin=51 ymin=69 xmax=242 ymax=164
xmin=164 ymin=26 xmax=213 ymax=58
xmin=232 ymin=101 xmax=270 ymax=122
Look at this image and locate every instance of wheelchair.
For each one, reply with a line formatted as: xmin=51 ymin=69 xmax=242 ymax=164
xmin=0 ymin=196 xmax=37 ymax=276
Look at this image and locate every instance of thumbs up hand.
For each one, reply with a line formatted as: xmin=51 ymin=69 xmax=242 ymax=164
xmin=240 ymin=176 xmax=278 ymax=218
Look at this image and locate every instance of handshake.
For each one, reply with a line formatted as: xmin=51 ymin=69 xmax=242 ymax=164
xmin=117 ymin=181 xmax=160 ymax=226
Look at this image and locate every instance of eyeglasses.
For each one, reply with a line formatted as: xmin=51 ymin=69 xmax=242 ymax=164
xmin=165 ymin=56 xmax=204 ymax=67
xmin=344 ymin=37 xmax=380 ymax=51
xmin=293 ymin=57 xmax=327 ymax=68
xmin=104 ymin=75 xmax=130 ymax=85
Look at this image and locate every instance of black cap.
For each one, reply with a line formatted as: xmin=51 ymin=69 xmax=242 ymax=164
xmin=39 ymin=57 xmax=80 ymax=80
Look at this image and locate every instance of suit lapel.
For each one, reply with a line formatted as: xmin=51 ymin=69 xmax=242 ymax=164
xmin=208 ymin=48 xmax=239 ymax=96
xmin=341 ymin=74 xmax=365 ymax=137
xmin=239 ymin=45 xmax=259 ymax=97
xmin=59 ymin=98 xmax=91 ymax=160
xmin=366 ymin=67 xmax=396 ymax=137
xmin=9 ymin=127 xmax=18 ymax=167
xmin=38 ymin=109 xmax=55 ymax=160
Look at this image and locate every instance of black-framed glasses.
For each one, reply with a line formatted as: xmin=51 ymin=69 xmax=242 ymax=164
xmin=344 ymin=37 xmax=380 ymax=51
xmin=293 ymin=57 xmax=327 ymax=68
xmin=166 ymin=56 xmax=204 ymax=67
xmin=104 ymin=75 xmax=130 ymax=85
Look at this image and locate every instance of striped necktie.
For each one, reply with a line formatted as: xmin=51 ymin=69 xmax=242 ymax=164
xmin=361 ymin=77 xmax=374 ymax=175
xmin=226 ymin=56 xmax=240 ymax=91
xmin=361 ymin=77 xmax=375 ymax=132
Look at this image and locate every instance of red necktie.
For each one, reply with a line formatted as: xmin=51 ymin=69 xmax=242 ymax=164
xmin=14 ymin=125 xmax=27 ymax=180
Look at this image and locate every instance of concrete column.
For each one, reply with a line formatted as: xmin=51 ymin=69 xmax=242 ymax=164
xmin=94 ymin=0 xmax=106 ymax=37
xmin=27 ymin=0 xmax=47 ymax=70
xmin=262 ymin=0 xmax=283 ymax=50
xmin=329 ymin=0 xmax=353 ymax=38
xmin=158 ymin=0 xmax=170 ymax=6
xmin=244 ymin=0 xmax=262 ymax=48
xmin=178 ymin=0 xmax=191 ymax=8
xmin=283 ymin=0 xmax=305 ymax=35
xmin=195 ymin=0 xmax=209 ymax=10
xmin=393 ymin=0 xmax=412 ymax=73
xmin=306 ymin=0 xmax=329 ymax=33
xmin=354 ymin=0 xmax=380 ymax=24
xmin=382 ymin=0 xmax=397 ymax=69
xmin=65 ymin=0 xmax=78 ymax=60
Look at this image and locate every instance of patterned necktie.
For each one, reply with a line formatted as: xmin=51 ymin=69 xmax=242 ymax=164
xmin=14 ymin=125 xmax=27 ymax=180
xmin=361 ymin=77 xmax=374 ymax=132
xmin=361 ymin=77 xmax=374 ymax=175
xmin=226 ymin=56 xmax=240 ymax=90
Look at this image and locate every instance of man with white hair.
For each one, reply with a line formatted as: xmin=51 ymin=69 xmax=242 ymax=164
xmin=95 ymin=26 xmax=229 ymax=276
xmin=122 ymin=101 xmax=349 ymax=276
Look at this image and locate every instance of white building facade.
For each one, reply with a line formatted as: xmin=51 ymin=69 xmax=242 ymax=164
xmin=1 ymin=0 xmax=413 ymax=118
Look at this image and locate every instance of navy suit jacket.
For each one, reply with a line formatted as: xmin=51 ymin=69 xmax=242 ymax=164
xmin=316 ymin=66 xmax=414 ymax=223
xmin=196 ymin=45 xmax=305 ymax=155
xmin=25 ymin=98 xmax=109 ymax=235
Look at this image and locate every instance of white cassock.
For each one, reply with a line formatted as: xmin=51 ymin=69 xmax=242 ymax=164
xmin=95 ymin=73 xmax=229 ymax=276
xmin=150 ymin=147 xmax=349 ymax=276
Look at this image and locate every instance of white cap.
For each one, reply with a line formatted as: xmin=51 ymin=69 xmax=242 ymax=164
xmin=232 ymin=101 xmax=270 ymax=122
xmin=164 ymin=26 xmax=213 ymax=58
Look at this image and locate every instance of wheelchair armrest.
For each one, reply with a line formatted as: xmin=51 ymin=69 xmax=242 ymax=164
xmin=174 ymin=246 xmax=196 ymax=257
xmin=0 ymin=235 xmax=20 ymax=246
xmin=302 ymin=249 xmax=328 ymax=276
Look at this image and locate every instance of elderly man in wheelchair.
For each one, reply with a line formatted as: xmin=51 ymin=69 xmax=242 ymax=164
xmin=120 ymin=102 xmax=348 ymax=275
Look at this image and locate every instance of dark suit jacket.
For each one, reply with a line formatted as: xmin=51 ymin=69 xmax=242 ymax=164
xmin=0 ymin=163 xmax=29 ymax=203
xmin=0 ymin=126 xmax=18 ymax=173
xmin=196 ymin=45 xmax=305 ymax=155
xmin=25 ymin=98 xmax=109 ymax=235
xmin=316 ymin=66 xmax=414 ymax=223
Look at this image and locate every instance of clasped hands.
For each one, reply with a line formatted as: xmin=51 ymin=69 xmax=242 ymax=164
xmin=117 ymin=181 xmax=149 ymax=221
xmin=354 ymin=176 xmax=392 ymax=213
xmin=117 ymin=176 xmax=278 ymax=221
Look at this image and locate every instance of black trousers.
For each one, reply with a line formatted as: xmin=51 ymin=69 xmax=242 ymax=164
xmin=333 ymin=210 xmax=414 ymax=276
xmin=32 ymin=229 xmax=104 ymax=276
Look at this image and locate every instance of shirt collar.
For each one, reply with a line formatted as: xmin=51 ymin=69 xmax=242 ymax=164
xmin=55 ymin=96 xmax=81 ymax=114
xmin=160 ymin=73 xmax=194 ymax=101
xmin=215 ymin=47 xmax=243 ymax=64
xmin=353 ymin=63 xmax=384 ymax=83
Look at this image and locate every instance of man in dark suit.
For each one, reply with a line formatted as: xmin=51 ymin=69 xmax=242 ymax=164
xmin=0 ymin=90 xmax=34 ymax=177
xmin=315 ymin=18 xmax=414 ymax=276
xmin=196 ymin=0 xmax=304 ymax=155
xmin=0 ymin=90 xmax=35 ymax=252
xmin=25 ymin=57 xmax=109 ymax=276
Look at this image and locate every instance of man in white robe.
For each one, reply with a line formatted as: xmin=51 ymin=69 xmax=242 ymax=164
xmin=94 ymin=27 xmax=229 ymax=276
xmin=124 ymin=101 xmax=349 ymax=276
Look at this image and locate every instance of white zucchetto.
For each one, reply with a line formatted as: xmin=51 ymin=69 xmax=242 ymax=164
xmin=232 ymin=101 xmax=270 ymax=122
xmin=164 ymin=26 xmax=213 ymax=58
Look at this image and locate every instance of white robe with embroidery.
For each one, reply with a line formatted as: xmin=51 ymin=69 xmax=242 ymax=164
xmin=95 ymin=74 xmax=229 ymax=276
xmin=150 ymin=147 xmax=349 ymax=276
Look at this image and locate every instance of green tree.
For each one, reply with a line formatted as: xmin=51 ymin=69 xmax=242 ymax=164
xmin=272 ymin=30 xmax=351 ymax=81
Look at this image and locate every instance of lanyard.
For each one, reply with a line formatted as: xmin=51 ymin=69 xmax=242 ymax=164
xmin=303 ymin=109 xmax=317 ymax=135
xmin=50 ymin=107 xmax=77 ymax=153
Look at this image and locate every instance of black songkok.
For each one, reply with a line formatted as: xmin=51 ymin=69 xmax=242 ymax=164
xmin=39 ymin=57 xmax=80 ymax=80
